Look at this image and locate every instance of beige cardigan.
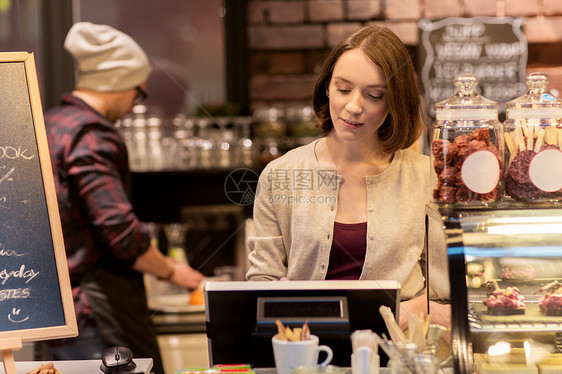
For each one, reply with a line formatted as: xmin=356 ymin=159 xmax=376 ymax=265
xmin=247 ymin=139 xmax=450 ymax=300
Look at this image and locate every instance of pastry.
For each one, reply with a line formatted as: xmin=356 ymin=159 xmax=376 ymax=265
xmin=484 ymin=281 xmax=525 ymax=315
xmin=536 ymin=281 xmax=562 ymax=315
xmin=501 ymin=265 xmax=536 ymax=285
xmin=26 ymin=363 xmax=61 ymax=374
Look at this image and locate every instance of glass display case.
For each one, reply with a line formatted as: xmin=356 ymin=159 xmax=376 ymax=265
xmin=427 ymin=203 xmax=562 ymax=374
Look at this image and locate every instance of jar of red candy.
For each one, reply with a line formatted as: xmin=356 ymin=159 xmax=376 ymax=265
xmin=503 ymin=72 xmax=562 ymax=204
xmin=431 ymin=74 xmax=503 ymax=207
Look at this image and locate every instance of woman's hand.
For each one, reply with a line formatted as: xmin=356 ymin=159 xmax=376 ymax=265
xmin=398 ymin=295 xmax=426 ymax=330
xmin=399 ymin=293 xmax=451 ymax=344
xmin=427 ymin=301 xmax=452 ymax=344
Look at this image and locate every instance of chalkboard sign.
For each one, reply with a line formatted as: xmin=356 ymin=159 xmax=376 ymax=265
xmin=418 ymin=17 xmax=528 ymax=118
xmin=0 ymin=52 xmax=77 ymax=341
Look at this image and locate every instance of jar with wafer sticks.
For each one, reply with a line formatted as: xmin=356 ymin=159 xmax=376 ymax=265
xmin=430 ymin=74 xmax=503 ymax=207
xmin=503 ymin=72 xmax=562 ymax=203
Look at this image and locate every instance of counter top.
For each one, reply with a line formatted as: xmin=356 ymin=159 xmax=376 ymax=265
xmin=253 ymin=367 xmax=452 ymax=374
xmin=151 ymin=307 xmax=206 ymax=334
xmin=147 ymin=291 xmax=207 ymax=334
xmin=0 ymin=359 xmax=152 ymax=374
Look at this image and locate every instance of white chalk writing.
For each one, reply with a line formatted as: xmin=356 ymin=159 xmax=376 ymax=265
xmin=485 ymin=42 xmax=523 ymax=59
xmin=0 ymin=245 xmax=25 ymax=257
xmin=442 ymin=23 xmax=486 ymax=42
xmin=8 ymin=307 xmax=29 ymax=323
xmin=0 ymin=265 xmax=39 ymax=285
xmin=433 ymin=61 xmax=519 ymax=82
xmin=0 ymin=166 xmax=15 ymax=186
xmin=435 ymin=43 xmax=483 ymax=60
xmin=0 ymin=145 xmax=35 ymax=160
xmin=0 ymin=288 xmax=31 ymax=301
xmin=420 ymin=18 xmax=527 ymax=117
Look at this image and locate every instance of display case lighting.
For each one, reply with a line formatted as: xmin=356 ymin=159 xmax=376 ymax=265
xmin=487 ymin=223 xmax=562 ymax=235
xmin=487 ymin=341 xmax=511 ymax=356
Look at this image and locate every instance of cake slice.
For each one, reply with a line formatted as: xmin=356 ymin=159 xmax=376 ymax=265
xmin=536 ymin=281 xmax=562 ymax=315
xmin=484 ymin=281 xmax=525 ymax=315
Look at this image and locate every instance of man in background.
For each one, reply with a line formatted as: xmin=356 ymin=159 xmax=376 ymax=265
xmin=44 ymin=22 xmax=204 ymax=374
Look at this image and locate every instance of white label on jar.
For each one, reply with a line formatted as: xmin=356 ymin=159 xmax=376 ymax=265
xmin=461 ymin=150 xmax=500 ymax=194
xmin=529 ymin=148 xmax=562 ymax=192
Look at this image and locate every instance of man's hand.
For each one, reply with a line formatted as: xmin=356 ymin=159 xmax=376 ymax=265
xmin=133 ymin=245 xmax=205 ymax=290
xmin=169 ymin=260 xmax=205 ymax=290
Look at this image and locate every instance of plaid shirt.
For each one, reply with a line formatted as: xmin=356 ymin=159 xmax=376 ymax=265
xmin=44 ymin=94 xmax=151 ymax=317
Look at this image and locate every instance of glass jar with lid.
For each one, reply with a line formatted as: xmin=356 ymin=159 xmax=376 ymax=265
xmin=431 ymin=74 xmax=503 ymax=207
xmin=503 ymin=72 xmax=562 ymax=204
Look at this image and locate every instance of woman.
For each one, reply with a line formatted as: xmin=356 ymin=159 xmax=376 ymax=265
xmin=247 ymin=25 xmax=450 ymax=332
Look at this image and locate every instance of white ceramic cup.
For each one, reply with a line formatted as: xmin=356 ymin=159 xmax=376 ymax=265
xmin=272 ymin=334 xmax=333 ymax=374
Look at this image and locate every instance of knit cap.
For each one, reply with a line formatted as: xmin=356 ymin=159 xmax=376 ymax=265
xmin=64 ymin=22 xmax=152 ymax=92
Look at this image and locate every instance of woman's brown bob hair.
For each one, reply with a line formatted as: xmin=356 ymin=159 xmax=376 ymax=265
xmin=312 ymin=25 xmax=424 ymax=154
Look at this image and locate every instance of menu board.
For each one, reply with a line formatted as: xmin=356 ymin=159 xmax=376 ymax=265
xmin=0 ymin=52 xmax=77 ymax=341
xmin=418 ymin=17 xmax=528 ymax=118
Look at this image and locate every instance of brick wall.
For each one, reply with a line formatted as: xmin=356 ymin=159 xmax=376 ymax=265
xmin=247 ymin=0 xmax=562 ymax=111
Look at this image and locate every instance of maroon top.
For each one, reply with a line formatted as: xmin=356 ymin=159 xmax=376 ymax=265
xmin=326 ymin=221 xmax=367 ymax=280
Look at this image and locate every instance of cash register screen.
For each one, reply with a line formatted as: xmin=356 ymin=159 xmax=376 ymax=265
xmin=204 ymin=280 xmax=400 ymax=367
xmin=262 ymin=299 xmax=342 ymax=318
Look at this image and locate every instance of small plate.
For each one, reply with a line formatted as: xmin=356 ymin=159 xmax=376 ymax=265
xmin=148 ymin=294 xmax=205 ymax=313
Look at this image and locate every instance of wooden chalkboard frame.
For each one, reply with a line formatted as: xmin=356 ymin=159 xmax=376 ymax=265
xmin=0 ymin=52 xmax=77 ymax=341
